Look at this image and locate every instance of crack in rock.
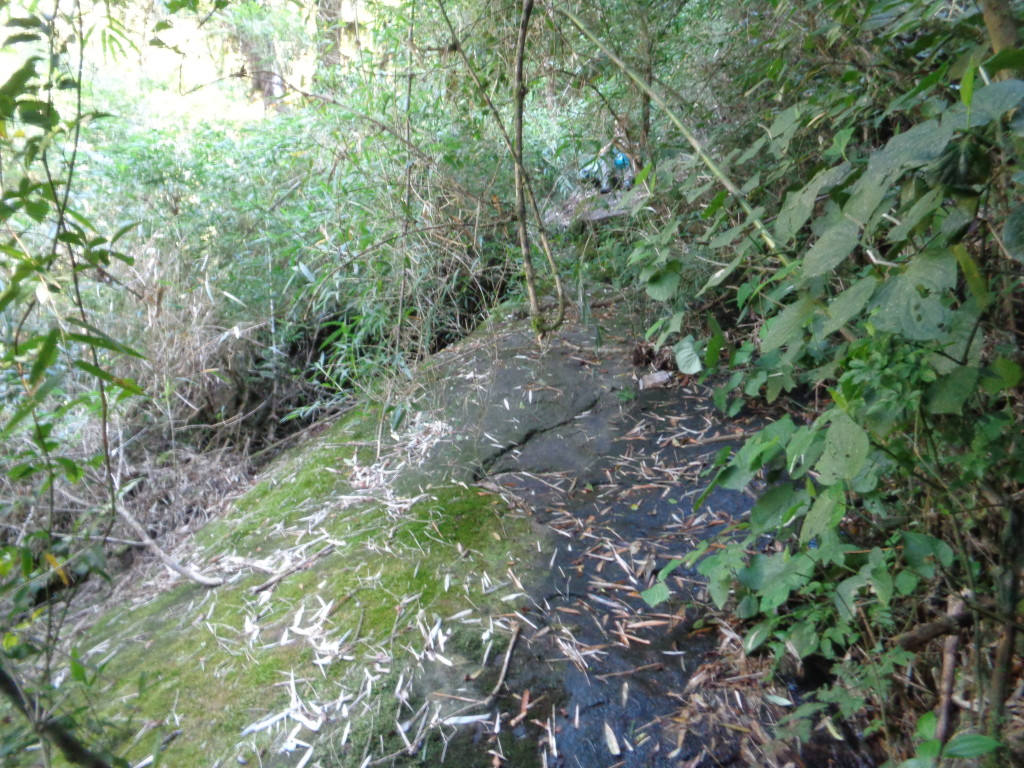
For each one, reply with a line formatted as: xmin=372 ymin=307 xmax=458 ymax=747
xmin=473 ymin=391 xmax=604 ymax=480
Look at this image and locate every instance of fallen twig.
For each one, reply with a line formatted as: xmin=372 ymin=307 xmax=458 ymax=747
xmin=251 ymin=544 xmax=336 ymax=594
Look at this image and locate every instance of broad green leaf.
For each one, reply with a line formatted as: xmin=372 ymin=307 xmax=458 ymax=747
xmin=1004 ymin=203 xmax=1024 ymax=264
xmin=641 ymin=582 xmax=671 ymax=608
xmin=752 ymin=483 xmax=807 ymax=533
xmin=761 ymin=294 xmax=814 ymax=352
xmin=803 ymin=218 xmax=859 ymax=277
xmin=819 ymin=276 xmax=877 ymax=337
xmin=775 ymin=162 xmax=852 ymax=243
xmin=719 ymin=417 xmax=797 ymax=490
xmin=23 ymin=197 xmax=49 ymax=222
xmin=942 ymin=734 xmax=1001 ymax=758
xmin=645 ymin=265 xmax=681 ymax=301
xmin=800 ymin=485 xmax=845 ymax=544
xmin=925 ymin=366 xmax=978 ymax=415
xmin=816 ymin=412 xmax=870 ymax=486
xmin=0 ymin=58 xmax=37 ymax=102
xmin=869 ymin=119 xmax=953 ymax=175
xmin=787 ymin=620 xmax=819 ymax=658
xmin=869 ymin=548 xmax=893 ymax=607
xmin=843 ymin=171 xmax=892 ymax=226
xmin=737 ymin=594 xmax=759 ymax=618
xmin=902 ymin=531 xmax=953 ymax=578
xmin=743 ymin=620 xmax=772 ymax=653
xmin=896 ymin=569 xmax=919 ymax=595
xmin=887 ymin=187 xmax=944 ymax=243
xmin=931 ymin=139 xmax=991 ymax=187
xmin=737 ymin=553 xmax=771 ymax=591
xmin=983 ymin=49 xmax=1024 ymax=74
xmin=946 ymin=79 xmax=1024 ymax=131
xmin=981 ymin=357 xmax=1022 ymax=395
xmin=767 ymin=105 xmax=803 ymax=156
xmin=786 ymin=424 xmax=824 ymax=478
xmin=872 ymin=249 xmax=956 ymax=341
xmin=708 ymin=221 xmax=749 ymax=248
xmin=943 ymin=80 xmax=1024 ymax=131
xmin=917 ymin=740 xmax=942 ymax=759
xmin=834 ymin=569 xmax=869 ymax=622
xmin=916 ymin=712 xmax=938 ymax=741
xmin=672 ymin=335 xmax=702 ymax=374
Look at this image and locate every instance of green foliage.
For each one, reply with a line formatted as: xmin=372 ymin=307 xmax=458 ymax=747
xmin=887 ymin=713 xmax=1002 ymax=767
xmin=631 ymin=0 xmax=1024 ymax=758
xmin=0 ymin=1 xmax=148 ymax=763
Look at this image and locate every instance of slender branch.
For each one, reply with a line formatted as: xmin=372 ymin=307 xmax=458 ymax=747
xmin=436 ymin=0 xmax=565 ymax=336
xmin=114 ymin=503 xmax=223 ymax=587
xmin=0 ymin=663 xmax=112 ymax=768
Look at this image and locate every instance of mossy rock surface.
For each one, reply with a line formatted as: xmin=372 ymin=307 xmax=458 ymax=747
xmin=56 ymin=300 xmax=647 ymax=767
xmin=58 ymin=298 xmax=762 ymax=768
xmin=68 ymin=391 xmax=550 ymax=767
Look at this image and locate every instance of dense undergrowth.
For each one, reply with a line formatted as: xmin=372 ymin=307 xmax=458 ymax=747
xmin=1 ymin=0 xmax=1022 ymax=765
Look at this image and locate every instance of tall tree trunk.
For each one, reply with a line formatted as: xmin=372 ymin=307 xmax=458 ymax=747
xmin=238 ymin=35 xmax=285 ymax=109
xmin=317 ymin=0 xmax=345 ymax=71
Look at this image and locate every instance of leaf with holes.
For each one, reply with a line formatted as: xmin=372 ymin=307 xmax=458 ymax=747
xmin=816 ymin=412 xmax=870 ymax=486
xmin=872 ymin=249 xmax=956 ymax=341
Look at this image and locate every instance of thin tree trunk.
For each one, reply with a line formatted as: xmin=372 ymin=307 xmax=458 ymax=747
xmin=512 ymin=0 xmax=541 ymax=325
xmin=980 ymin=0 xmax=1019 ymax=53
xmin=979 ymin=0 xmax=1020 ymax=78
xmin=638 ymin=13 xmax=653 ymax=154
